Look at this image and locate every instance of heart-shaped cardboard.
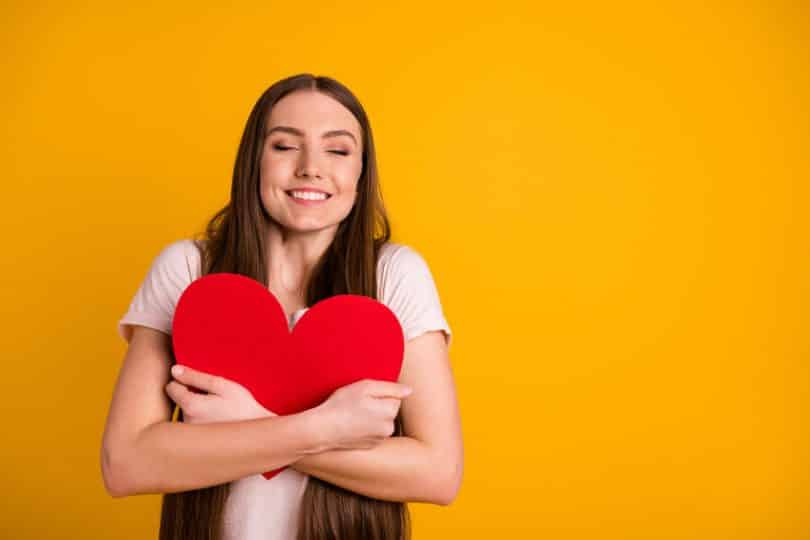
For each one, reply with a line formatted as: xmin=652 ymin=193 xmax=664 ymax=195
xmin=171 ymin=272 xmax=405 ymax=479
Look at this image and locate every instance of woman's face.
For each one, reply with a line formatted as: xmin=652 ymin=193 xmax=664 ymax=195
xmin=260 ymin=90 xmax=364 ymax=235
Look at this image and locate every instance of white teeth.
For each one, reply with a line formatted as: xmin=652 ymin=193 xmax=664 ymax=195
xmin=290 ymin=190 xmax=328 ymax=201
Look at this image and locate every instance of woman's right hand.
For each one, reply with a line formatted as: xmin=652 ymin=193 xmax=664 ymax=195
xmin=313 ymin=379 xmax=413 ymax=451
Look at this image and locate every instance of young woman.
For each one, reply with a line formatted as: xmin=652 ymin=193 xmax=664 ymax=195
xmin=100 ymin=73 xmax=463 ymax=540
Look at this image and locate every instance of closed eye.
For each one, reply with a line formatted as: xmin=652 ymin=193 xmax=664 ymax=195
xmin=273 ymin=144 xmax=348 ymax=156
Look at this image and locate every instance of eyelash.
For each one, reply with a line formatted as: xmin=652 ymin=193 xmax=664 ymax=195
xmin=273 ymin=144 xmax=349 ymax=156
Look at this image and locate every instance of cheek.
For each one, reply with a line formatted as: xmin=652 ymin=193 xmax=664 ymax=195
xmin=335 ymin=161 xmax=363 ymax=192
xmin=262 ymin=155 xmax=295 ymax=178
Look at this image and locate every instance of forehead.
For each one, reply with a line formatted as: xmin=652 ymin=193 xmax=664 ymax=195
xmin=266 ymin=90 xmax=362 ymax=140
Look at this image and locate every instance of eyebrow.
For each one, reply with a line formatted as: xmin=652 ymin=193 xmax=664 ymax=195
xmin=265 ymin=125 xmax=358 ymax=145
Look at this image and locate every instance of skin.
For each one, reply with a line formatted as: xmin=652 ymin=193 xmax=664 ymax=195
xmin=166 ymin=89 xmax=464 ymax=504
xmin=170 ymin=88 xmax=407 ymax=441
xmin=259 ymin=89 xmax=364 ymax=312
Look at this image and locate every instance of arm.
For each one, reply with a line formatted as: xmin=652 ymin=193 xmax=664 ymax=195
xmin=291 ymin=433 xmax=442 ymax=503
xmin=120 ymin=411 xmax=325 ymax=496
xmin=101 ymin=326 xmax=328 ymax=497
xmin=290 ymin=331 xmax=464 ymax=505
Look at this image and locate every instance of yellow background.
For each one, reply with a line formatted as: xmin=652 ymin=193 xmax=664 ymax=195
xmin=2 ymin=1 xmax=807 ymax=538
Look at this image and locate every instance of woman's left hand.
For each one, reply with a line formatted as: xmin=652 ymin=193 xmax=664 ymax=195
xmin=165 ymin=364 xmax=278 ymax=424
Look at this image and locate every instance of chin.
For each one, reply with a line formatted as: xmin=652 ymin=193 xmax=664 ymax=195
xmin=286 ymin=221 xmax=339 ymax=234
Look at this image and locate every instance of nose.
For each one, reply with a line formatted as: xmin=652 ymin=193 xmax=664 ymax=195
xmin=295 ymin=147 xmax=322 ymax=179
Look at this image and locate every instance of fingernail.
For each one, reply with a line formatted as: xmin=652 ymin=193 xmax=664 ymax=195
xmin=403 ymin=386 xmax=413 ymax=395
xmin=172 ymin=365 xmax=184 ymax=376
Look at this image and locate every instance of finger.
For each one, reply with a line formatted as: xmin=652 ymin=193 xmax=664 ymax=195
xmin=166 ymin=380 xmax=214 ymax=416
xmin=364 ymin=380 xmax=413 ymax=398
xmin=171 ymin=364 xmax=226 ymax=395
xmin=165 ymin=381 xmax=197 ymax=409
xmin=375 ymin=396 xmax=403 ymax=417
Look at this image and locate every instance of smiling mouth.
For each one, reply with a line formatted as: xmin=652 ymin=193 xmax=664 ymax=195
xmin=285 ymin=190 xmax=333 ymax=202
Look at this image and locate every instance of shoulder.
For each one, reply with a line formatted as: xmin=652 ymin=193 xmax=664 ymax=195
xmin=375 ymin=241 xmax=452 ymax=344
xmin=375 ymin=240 xmax=442 ymax=305
xmin=156 ymin=238 xmax=200 ymax=263
xmin=376 ymin=241 xmax=430 ymax=275
xmin=152 ymin=238 xmax=202 ymax=282
xmin=117 ymin=239 xmax=202 ymax=342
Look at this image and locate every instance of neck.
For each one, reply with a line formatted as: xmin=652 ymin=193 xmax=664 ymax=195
xmin=265 ymin=221 xmax=338 ymax=295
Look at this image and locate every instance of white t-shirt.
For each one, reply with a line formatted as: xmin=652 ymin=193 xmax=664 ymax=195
xmin=117 ymin=239 xmax=452 ymax=540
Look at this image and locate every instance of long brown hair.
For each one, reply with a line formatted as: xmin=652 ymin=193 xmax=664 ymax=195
xmin=158 ymin=74 xmax=411 ymax=539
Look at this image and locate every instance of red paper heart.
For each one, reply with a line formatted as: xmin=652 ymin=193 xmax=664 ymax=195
xmin=171 ymin=273 xmax=405 ymax=479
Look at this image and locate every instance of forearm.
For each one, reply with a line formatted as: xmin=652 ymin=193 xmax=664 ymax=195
xmin=110 ymin=410 xmax=326 ymax=496
xmin=290 ymin=436 xmax=445 ymax=504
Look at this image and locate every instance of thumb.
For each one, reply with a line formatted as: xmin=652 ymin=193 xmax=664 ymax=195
xmin=171 ymin=364 xmax=223 ymax=395
xmin=366 ymin=380 xmax=413 ymax=399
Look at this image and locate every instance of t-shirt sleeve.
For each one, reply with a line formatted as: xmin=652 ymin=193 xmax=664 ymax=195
xmin=378 ymin=244 xmax=452 ymax=348
xmin=117 ymin=239 xmax=198 ymax=343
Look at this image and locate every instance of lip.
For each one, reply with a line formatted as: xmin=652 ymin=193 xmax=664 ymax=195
xmin=286 ymin=188 xmax=332 ymax=195
xmin=285 ymin=189 xmax=332 ymax=206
